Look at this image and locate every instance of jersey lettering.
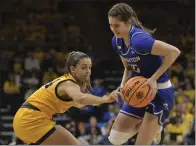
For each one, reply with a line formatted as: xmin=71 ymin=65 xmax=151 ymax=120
xmin=130 ymin=64 xmax=140 ymax=73
xmin=44 ymin=78 xmax=60 ymax=89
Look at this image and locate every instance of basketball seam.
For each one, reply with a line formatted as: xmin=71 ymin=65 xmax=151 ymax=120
xmin=123 ymin=77 xmax=141 ymax=90
xmin=132 ymin=85 xmax=152 ymax=107
xmin=127 ymin=80 xmax=147 ymax=104
xmin=123 ymin=77 xmax=142 ymax=100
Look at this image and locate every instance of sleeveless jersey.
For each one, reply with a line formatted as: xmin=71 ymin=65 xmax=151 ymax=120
xmin=26 ymin=73 xmax=79 ymax=118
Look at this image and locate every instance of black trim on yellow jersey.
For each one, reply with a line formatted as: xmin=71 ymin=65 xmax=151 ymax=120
xmin=55 ymin=79 xmax=76 ymax=102
xmin=21 ymin=102 xmax=41 ymax=111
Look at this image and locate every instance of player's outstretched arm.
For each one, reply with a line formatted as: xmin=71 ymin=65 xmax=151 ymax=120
xmin=59 ymin=81 xmax=119 ymax=105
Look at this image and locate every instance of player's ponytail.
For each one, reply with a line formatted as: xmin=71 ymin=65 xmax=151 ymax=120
xmin=131 ymin=11 xmax=156 ymax=34
xmin=108 ymin=3 xmax=156 ymax=34
xmin=66 ymin=51 xmax=76 ymax=73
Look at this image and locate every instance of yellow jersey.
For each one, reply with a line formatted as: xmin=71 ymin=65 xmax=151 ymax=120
xmin=26 ymin=73 xmax=79 ymax=118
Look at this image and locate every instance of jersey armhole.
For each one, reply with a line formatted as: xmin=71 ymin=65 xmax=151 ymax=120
xmin=55 ymin=79 xmax=76 ymax=102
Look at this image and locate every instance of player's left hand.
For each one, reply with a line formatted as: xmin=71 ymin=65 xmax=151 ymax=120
xmin=143 ymin=78 xmax=157 ymax=96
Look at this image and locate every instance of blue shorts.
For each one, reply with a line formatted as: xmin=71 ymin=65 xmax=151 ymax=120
xmin=120 ymin=86 xmax=175 ymax=125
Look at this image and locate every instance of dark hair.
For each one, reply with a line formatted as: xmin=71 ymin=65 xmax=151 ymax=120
xmin=66 ymin=51 xmax=89 ymax=72
xmin=108 ymin=3 xmax=156 ymax=34
xmin=66 ymin=51 xmax=91 ymax=90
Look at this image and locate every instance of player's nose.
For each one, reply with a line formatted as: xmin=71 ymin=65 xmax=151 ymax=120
xmin=86 ymin=70 xmax=90 ymax=75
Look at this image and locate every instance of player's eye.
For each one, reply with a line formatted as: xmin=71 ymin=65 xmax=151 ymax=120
xmin=113 ymin=25 xmax=119 ymax=29
xmin=110 ymin=24 xmax=119 ymax=29
xmin=81 ymin=66 xmax=87 ymax=70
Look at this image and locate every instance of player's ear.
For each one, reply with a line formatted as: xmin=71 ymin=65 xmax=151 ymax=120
xmin=126 ymin=20 xmax=131 ymax=26
xmin=70 ymin=66 xmax=75 ymax=73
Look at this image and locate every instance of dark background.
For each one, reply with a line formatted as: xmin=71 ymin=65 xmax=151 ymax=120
xmin=0 ymin=0 xmax=195 ymax=145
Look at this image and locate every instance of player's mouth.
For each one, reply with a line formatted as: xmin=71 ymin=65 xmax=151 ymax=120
xmin=85 ymin=74 xmax=90 ymax=78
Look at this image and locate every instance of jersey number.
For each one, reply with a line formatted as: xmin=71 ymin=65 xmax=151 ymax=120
xmin=44 ymin=79 xmax=60 ymax=88
xmin=130 ymin=64 xmax=140 ymax=73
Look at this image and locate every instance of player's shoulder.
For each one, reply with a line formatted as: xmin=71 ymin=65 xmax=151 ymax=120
xmin=112 ymin=35 xmax=117 ymax=45
xmin=131 ymin=26 xmax=155 ymax=44
xmin=111 ymin=36 xmax=117 ymax=49
xmin=50 ymin=74 xmax=77 ymax=88
xmin=112 ymin=36 xmax=123 ymax=49
xmin=130 ymin=26 xmax=155 ymax=55
xmin=56 ymin=74 xmax=78 ymax=91
xmin=59 ymin=78 xmax=77 ymax=88
xmin=112 ymin=35 xmax=116 ymax=41
xmin=61 ymin=73 xmax=76 ymax=82
xmin=130 ymin=26 xmax=152 ymax=40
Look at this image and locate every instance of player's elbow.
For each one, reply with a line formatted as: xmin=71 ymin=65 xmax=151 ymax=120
xmin=73 ymin=93 xmax=86 ymax=104
xmin=174 ymin=48 xmax=181 ymax=56
xmin=170 ymin=47 xmax=181 ymax=58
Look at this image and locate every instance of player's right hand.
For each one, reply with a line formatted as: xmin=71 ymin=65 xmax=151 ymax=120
xmin=105 ymin=89 xmax=121 ymax=103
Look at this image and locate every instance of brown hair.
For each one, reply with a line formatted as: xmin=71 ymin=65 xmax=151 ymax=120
xmin=108 ymin=3 xmax=156 ymax=34
xmin=66 ymin=51 xmax=92 ymax=91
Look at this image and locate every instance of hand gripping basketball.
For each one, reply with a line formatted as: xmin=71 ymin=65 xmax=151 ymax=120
xmin=122 ymin=76 xmax=156 ymax=108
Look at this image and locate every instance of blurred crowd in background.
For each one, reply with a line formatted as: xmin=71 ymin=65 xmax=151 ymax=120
xmin=0 ymin=0 xmax=195 ymax=145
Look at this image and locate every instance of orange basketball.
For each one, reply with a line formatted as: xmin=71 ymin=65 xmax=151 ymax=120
xmin=122 ymin=76 xmax=156 ymax=108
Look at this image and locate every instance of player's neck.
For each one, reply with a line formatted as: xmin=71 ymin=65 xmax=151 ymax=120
xmin=122 ymin=34 xmax=130 ymax=48
xmin=71 ymin=74 xmax=83 ymax=86
xmin=75 ymin=78 xmax=83 ymax=87
xmin=122 ymin=25 xmax=132 ymax=48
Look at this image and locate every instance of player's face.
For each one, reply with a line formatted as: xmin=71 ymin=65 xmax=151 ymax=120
xmin=74 ymin=58 xmax=92 ymax=82
xmin=109 ymin=16 xmax=130 ymax=38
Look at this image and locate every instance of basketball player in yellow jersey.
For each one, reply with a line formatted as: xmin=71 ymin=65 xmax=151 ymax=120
xmin=13 ymin=51 xmax=120 ymax=145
